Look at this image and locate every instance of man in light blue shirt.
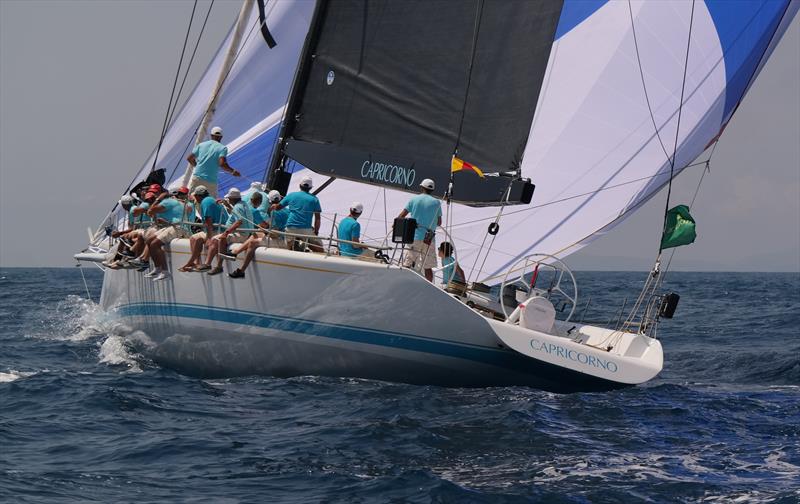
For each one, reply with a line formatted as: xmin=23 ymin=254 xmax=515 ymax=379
xmin=144 ymin=187 xmax=192 ymax=281
xmin=271 ymin=175 xmax=323 ymax=252
xmin=397 ymin=178 xmax=441 ymax=282
xmin=186 ymin=126 xmax=240 ymax=197
xmin=201 ymin=187 xmax=254 ymax=275
xmin=338 ymin=202 xmax=366 ymax=258
xmin=178 ymin=185 xmax=223 ymax=272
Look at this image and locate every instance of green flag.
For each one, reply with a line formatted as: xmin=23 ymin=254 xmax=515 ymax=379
xmin=660 ymin=205 xmax=697 ymax=251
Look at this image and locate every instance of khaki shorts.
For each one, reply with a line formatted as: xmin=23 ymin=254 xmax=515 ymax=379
xmin=403 ymin=239 xmax=437 ymax=270
xmin=191 ymin=231 xmax=208 ymax=241
xmin=144 ymin=226 xmax=160 ymax=240
xmin=214 ymin=232 xmax=248 ymax=244
xmin=156 ymin=226 xmax=189 ymax=243
xmin=189 ymin=176 xmax=218 ymax=198
xmin=285 ymin=227 xmax=323 ymax=249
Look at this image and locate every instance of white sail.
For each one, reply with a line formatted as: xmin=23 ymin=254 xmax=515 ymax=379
xmin=291 ymin=0 xmax=798 ymax=282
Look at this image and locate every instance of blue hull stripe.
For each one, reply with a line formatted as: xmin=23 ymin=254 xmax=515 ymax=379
xmin=116 ymin=302 xmax=521 ymax=367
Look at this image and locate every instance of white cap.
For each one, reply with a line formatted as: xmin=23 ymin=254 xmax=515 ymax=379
xmin=250 ymin=181 xmax=262 ymax=190
xmin=225 ymin=187 xmax=241 ymax=199
xmin=120 ymin=195 xmax=134 ymax=206
xmin=420 ymin=178 xmax=435 ymax=190
xmin=210 ymin=126 xmax=223 ymax=136
xmin=192 ymin=185 xmax=208 ymax=195
xmin=300 ymin=175 xmax=313 ymax=188
xmin=350 ymin=202 xmax=363 ymax=214
xmin=268 ymin=190 xmax=282 ymax=203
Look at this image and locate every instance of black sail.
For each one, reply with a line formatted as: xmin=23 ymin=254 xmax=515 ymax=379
xmin=283 ymin=0 xmax=563 ymax=205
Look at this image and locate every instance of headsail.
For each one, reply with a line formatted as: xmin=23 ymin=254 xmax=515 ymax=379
xmin=280 ymin=0 xmax=557 ymax=205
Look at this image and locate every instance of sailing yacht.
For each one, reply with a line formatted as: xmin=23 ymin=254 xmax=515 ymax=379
xmin=76 ymin=0 xmax=798 ymax=392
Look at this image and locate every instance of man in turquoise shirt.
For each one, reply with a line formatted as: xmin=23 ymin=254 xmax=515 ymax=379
xmin=186 ymin=126 xmax=240 ymax=197
xmin=144 ymin=187 xmax=192 ymax=281
xmin=178 ymin=185 xmax=223 ymax=272
xmin=271 ymin=175 xmax=323 ymax=252
xmin=397 ymin=178 xmax=441 ymax=282
xmin=338 ymin=202 xmax=366 ymax=258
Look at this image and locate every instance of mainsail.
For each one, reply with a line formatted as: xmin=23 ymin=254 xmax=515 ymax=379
xmin=107 ymin=0 xmax=797 ymax=282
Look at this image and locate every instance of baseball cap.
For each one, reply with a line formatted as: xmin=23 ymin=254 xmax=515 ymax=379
xmin=350 ymin=202 xmax=364 ymax=214
xmin=225 ymin=187 xmax=241 ymax=199
xmin=172 ymin=186 xmax=189 ymax=196
xmin=120 ymin=195 xmax=134 ymax=206
xmin=267 ymin=190 xmax=282 ymax=203
xmin=420 ymin=179 xmax=435 ymax=190
xmin=210 ymin=126 xmax=223 ymax=136
xmin=299 ymin=175 xmax=313 ymax=188
xmin=192 ymin=185 xmax=208 ymax=196
xmin=148 ymin=183 xmax=163 ymax=193
xmin=144 ymin=192 xmax=157 ymax=200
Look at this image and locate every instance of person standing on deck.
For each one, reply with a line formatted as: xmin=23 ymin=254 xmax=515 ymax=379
xmin=186 ymin=126 xmax=240 ymax=197
xmin=270 ymin=175 xmax=323 ymax=252
xmin=338 ymin=202 xmax=366 ymax=258
xmin=397 ymin=178 xmax=441 ymax=282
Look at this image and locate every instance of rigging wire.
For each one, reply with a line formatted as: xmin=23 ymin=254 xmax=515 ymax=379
xmin=165 ymin=0 xmax=216 ymax=130
xmin=659 ymin=0 xmax=696 ymax=251
xmin=627 ymin=0 xmax=671 ymax=164
xmin=151 ymin=0 xmax=200 ymax=173
xmin=617 ymin=0 xmax=695 ymax=339
xmin=166 ymin=15 xmax=264 ymax=185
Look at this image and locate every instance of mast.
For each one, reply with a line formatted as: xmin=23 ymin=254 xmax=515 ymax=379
xmin=266 ymin=0 xmax=328 ymax=191
xmin=180 ymin=0 xmax=255 ymax=188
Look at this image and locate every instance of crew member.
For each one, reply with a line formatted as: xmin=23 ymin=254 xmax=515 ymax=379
xmin=144 ymin=187 xmax=191 ymax=281
xmin=201 ymin=187 xmax=253 ymax=275
xmin=186 ymin=126 xmax=240 ymax=197
xmin=338 ymin=202 xmax=366 ymax=258
xmin=178 ymin=185 xmax=222 ymax=272
xmin=271 ymin=175 xmax=323 ymax=252
xmin=396 ymin=178 xmax=441 ymax=282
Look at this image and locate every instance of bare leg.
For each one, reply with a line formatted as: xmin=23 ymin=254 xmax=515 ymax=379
xmin=424 ymin=268 xmax=433 ymax=283
xmin=239 ymin=242 xmax=260 ymax=272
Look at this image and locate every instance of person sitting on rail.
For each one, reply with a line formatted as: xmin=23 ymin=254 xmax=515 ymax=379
xmin=226 ymin=191 xmax=270 ymax=279
xmin=104 ymin=195 xmax=136 ymax=268
xmin=337 ymin=202 xmax=368 ymax=258
xmin=127 ymin=189 xmax=160 ymax=268
xmin=200 ymin=187 xmax=253 ymax=276
xmin=438 ymin=241 xmax=465 ymax=287
xmin=143 ymin=186 xmax=191 ymax=281
xmin=243 ymin=181 xmax=269 ymax=214
xmin=262 ymin=190 xmax=288 ymax=247
xmin=270 ymin=175 xmax=323 ymax=252
xmin=178 ymin=185 xmax=222 ymax=272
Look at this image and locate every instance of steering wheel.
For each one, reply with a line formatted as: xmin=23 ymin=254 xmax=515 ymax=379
xmin=499 ymin=253 xmax=578 ymax=323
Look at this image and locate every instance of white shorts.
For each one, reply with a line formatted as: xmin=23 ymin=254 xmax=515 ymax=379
xmin=403 ymin=239 xmax=437 ymax=270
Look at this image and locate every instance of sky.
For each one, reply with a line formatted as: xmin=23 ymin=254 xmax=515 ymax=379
xmin=0 ymin=0 xmax=798 ymax=271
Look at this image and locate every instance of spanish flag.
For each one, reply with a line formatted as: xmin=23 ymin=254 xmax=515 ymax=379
xmin=451 ymin=156 xmax=484 ymax=178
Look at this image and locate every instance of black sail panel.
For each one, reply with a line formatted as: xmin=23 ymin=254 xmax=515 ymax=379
xmin=287 ymin=0 xmax=563 ymax=205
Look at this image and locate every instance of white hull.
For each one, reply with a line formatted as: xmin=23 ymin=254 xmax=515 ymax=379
xmin=98 ymin=240 xmax=662 ymax=391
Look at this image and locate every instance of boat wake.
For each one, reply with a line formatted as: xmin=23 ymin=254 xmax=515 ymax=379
xmin=29 ymin=294 xmax=154 ymax=372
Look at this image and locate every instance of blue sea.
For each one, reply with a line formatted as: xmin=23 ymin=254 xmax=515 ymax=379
xmin=1 ymin=268 xmax=798 ymax=503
